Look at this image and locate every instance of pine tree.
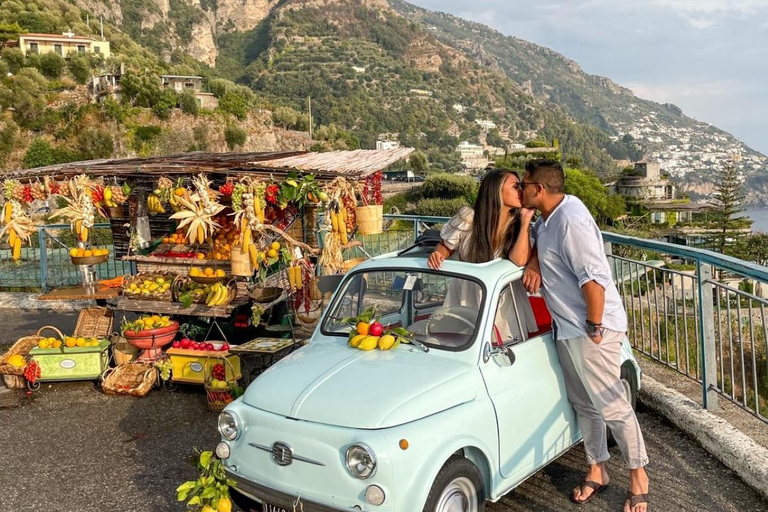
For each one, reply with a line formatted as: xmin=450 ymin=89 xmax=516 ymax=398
xmin=710 ymin=164 xmax=748 ymax=255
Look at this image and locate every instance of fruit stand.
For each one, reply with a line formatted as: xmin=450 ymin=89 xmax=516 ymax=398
xmin=0 ymin=148 xmax=413 ymax=397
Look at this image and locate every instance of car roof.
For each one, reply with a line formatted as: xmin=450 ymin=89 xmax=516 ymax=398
xmin=351 ymin=250 xmax=523 ymax=284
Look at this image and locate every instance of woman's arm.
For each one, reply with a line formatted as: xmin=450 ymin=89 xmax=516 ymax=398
xmin=428 ymin=242 xmax=454 ymax=270
xmin=509 ymin=208 xmax=536 ymax=266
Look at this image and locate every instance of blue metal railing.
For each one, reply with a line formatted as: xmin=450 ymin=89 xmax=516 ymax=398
xmin=0 ymin=223 xmax=134 ymax=291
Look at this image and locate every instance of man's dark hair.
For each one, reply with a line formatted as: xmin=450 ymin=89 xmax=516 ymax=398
xmin=525 ymin=159 xmax=565 ymax=193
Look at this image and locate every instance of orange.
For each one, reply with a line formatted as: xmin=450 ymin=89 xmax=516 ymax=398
xmin=76 ymin=248 xmax=85 ymax=257
xmin=174 ymin=188 xmax=186 ymax=196
xmin=197 ymin=253 xmax=205 ymax=259
xmin=69 ymin=248 xmax=78 ymax=257
xmin=65 ymin=337 xmax=76 ymax=347
xmin=204 ymin=267 xmax=214 ymax=277
xmin=356 ymin=322 xmax=370 ymax=336
xmin=84 ymin=250 xmax=93 ymax=258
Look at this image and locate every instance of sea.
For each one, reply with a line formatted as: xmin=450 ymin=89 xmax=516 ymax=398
xmin=740 ymin=207 xmax=768 ymax=233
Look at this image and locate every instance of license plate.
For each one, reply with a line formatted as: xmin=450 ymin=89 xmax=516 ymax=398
xmin=264 ymin=503 xmax=289 ymax=512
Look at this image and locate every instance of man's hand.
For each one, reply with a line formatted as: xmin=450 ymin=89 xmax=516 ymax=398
xmin=588 ymin=332 xmax=603 ymax=344
xmin=523 ymin=266 xmax=541 ymax=294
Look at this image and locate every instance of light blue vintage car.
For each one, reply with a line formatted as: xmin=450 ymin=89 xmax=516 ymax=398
xmin=216 ymin=242 xmax=641 ymax=512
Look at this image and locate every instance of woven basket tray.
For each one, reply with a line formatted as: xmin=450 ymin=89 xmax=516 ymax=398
xmin=74 ymin=307 xmax=114 ymax=339
xmin=101 ymin=362 xmax=156 ymax=397
xmin=122 ymin=271 xmax=176 ymax=301
xmin=0 ymin=326 xmax=64 ymax=377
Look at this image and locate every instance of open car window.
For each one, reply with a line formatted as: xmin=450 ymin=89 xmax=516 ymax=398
xmin=322 ymin=269 xmax=485 ymax=351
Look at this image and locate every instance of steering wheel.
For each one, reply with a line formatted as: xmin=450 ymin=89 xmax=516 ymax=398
xmin=425 ymin=306 xmax=478 ymax=345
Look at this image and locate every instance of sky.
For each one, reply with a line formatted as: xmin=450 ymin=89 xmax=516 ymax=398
xmin=407 ymin=0 xmax=768 ymax=155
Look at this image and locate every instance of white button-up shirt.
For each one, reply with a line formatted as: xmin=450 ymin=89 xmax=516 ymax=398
xmin=532 ymin=195 xmax=627 ymax=340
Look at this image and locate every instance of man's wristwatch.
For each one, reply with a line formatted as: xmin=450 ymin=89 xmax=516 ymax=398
xmin=585 ymin=320 xmax=603 ymax=338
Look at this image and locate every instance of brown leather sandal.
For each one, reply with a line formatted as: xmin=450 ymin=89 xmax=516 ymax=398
xmin=569 ymin=480 xmax=609 ymax=505
xmin=625 ymin=490 xmax=650 ymax=511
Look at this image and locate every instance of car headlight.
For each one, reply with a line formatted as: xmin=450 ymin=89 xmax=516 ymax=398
xmin=345 ymin=443 xmax=376 ymax=479
xmin=218 ymin=411 xmax=240 ymax=441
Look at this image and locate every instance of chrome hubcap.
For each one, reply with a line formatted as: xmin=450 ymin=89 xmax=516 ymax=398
xmin=436 ymin=476 xmax=478 ymax=512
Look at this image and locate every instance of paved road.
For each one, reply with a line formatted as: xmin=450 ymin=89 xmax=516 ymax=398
xmin=1 ymin=310 xmax=767 ymax=512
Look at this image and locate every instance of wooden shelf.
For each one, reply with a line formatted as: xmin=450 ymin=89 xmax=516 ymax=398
xmin=112 ymin=297 xmax=246 ymax=318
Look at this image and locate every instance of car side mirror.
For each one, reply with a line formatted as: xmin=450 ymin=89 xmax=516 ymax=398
xmin=484 ymin=342 xmax=516 ymax=366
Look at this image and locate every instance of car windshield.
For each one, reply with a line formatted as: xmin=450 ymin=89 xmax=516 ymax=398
xmin=322 ymin=269 xmax=484 ymax=351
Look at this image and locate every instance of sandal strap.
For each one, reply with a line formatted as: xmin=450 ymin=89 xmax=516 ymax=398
xmin=580 ymin=480 xmax=602 ymax=491
xmin=625 ymin=491 xmax=650 ymax=508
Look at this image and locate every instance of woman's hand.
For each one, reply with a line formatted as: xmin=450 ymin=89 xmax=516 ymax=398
xmin=520 ymin=207 xmax=536 ymax=225
xmin=428 ymin=250 xmax=445 ymax=270
xmin=428 ymin=243 xmax=452 ymax=270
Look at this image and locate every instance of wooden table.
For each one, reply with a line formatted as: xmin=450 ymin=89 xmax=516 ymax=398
xmin=112 ymin=297 xmax=243 ymax=318
xmin=38 ymin=286 xmax=121 ymax=306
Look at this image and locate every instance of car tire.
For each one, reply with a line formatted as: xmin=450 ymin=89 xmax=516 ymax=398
xmin=230 ymin=488 xmax=263 ymax=512
xmin=422 ymin=456 xmax=486 ymax=512
xmin=607 ymin=363 xmax=638 ymax=446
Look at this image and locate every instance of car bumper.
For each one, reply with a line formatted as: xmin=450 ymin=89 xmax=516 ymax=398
xmin=225 ymin=467 xmax=353 ymax=512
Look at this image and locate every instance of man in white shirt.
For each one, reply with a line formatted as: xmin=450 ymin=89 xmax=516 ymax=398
xmin=515 ymin=160 xmax=649 ymax=512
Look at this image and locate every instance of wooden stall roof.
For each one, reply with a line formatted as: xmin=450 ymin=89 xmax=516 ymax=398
xmin=7 ymin=148 xmax=414 ymax=181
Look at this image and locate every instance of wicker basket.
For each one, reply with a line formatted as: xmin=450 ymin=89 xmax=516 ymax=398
xmin=122 ymin=271 xmax=176 ymax=301
xmin=341 ymin=257 xmax=366 ymax=273
xmin=204 ymin=357 xmax=237 ymax=412
xmin=112 ymin=336 xmax=138 ymax=365
xmin=101 ymin=362 xmax=157 ymax=397
xmin=74 ymin=307 xmax=114 ymax=339
xmin=355 ymin=205 xmax=383 ymax=235
xmin=1 ymin=326 xmax=64 ymax=388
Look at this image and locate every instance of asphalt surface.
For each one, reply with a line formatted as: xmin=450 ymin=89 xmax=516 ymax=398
xmin=1 ymin=310 xmax=767 ymax=512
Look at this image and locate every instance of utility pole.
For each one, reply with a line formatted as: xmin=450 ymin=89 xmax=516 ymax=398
xmin=308 ymin=96 xmax=312 ymax=140
xmin=100 ymin=16 xmax=104 ymax=39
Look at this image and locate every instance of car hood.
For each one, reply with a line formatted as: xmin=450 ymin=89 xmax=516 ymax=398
xmin=242 ymin=340 xmax=477 ymax=429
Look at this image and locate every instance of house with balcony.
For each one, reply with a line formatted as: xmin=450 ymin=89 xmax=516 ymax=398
xmin=455 ymin=140 xmax=488 ymax=170
xmin=18 ymin=32 xmax=110 ymax=59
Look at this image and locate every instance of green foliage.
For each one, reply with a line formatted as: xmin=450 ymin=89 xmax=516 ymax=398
xmin=67 ymin=53 xmax=91 ymax=84
xmin=0 ymin=67 xmax=48 ymax=129
xmin=422 ymin=173 xmax=478 ymax=204
xmin=168 ymin=0 xmax=203 ymax=45
xmin=176 ymin=450 xmax=236 ymax=510
xmin=409 ymin=151 xmax=428 ymax=174
xmin=101 ymin=98 xmax=129 ymax=124
xmin=23 ymin=138 xmax=55 ymax=168
xmin=411 ymin=197 xmax=468 ymax=217
xmin=1 ymin=47 xmax=24 ymax=73
xmin=78 ymin=128 xmax=114 ymax=159
xmin=208 ymin=78 xmax=233 ymax=98
xmin=733 ymin=233 xmax=768 ymax=266
xmin=525 ymin=139 xmax=549 ymax=148
xmin=563 ymin=168 xmax=625 ymax=223
xmin=272 ymin=105 xmax=309 ymax=130
xmin=152 ymin=89 xmax=178 ymax=120
xmin=485 ymin=128 xmax=503 ymax=148
xmin=179 ymin=89 xmax=199 ymax=116
xmin=190 ymin=124 xmax=210 ymax=151
xmin=0 ymin=122 xmax=17 ymax=157
xmin=710 ymin=164 xmax=748 ymax=255
xmin=120 ymin=70 xmax=162 ymax=108
xmin=38 ymin=52 xmax=65 ymax=79
xmin=218 ymin=91 xmax=250 ymax=120
xmin=0 ymin=21 xmax=26 ymax=45
xmin=224 ymin=124 xmax=247 ymax=150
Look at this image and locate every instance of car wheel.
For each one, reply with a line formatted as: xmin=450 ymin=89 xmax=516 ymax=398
xmin=422 ymin=456 xmax=486 ymax=512
xmin=608 ymin=363 xmax=638 ymax=446
xmin=230 ymin=488 xmax=263 ymax=512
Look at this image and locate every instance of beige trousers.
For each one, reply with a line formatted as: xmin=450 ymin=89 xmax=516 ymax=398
xmin=557 ymin=328 xmax=649 ymax=469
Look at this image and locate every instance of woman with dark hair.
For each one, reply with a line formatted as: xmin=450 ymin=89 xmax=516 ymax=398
xmin=427 ymin=168 xmax=537 ymax=341
xmin=427 ymin=168 xmax=533 ymax=268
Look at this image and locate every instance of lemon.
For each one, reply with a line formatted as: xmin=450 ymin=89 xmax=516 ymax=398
xmin=267 ymin=249 xmax=277 ymax=259
xmin=75 ymin=338 xmax=86 ymax=347
xmin=270 ymin=241 xmax=280 ymax=251
xmin=217 ymin=497 xmax=232 ymax=512
xmin=7 ymin=354 xmax=25 ymax=368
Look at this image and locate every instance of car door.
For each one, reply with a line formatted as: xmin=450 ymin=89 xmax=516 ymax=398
xmin=479 ymin=278 xmax=578 ymax=484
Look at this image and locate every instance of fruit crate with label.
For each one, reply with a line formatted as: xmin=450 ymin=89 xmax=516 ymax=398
xmin=165 ymin=345 xmax=241 ymax=387
xmin=29 ymin=339 xmax=110 ymax=384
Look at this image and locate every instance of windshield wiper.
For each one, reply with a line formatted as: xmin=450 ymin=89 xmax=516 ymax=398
xmin=407 ymin=337 xmax=429 ymax=353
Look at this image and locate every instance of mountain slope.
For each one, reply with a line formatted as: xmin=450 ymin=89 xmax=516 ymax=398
xmin=389 ymin=0 xmax=767 ymax=198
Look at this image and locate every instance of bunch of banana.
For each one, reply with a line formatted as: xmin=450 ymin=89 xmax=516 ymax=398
xmin=147 ymin=194 xmax=166 ymax=214
xmin=103 ymin=187 xmax=117 ymax=208
xmin=329 ymin=202 xmax=348 ymax=245
xmin=206 ymin=282 xmax=230 ymax=307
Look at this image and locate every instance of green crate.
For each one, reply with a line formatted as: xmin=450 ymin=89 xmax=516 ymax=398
xmin=29 ymin=340 xmax=110 ymax=382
